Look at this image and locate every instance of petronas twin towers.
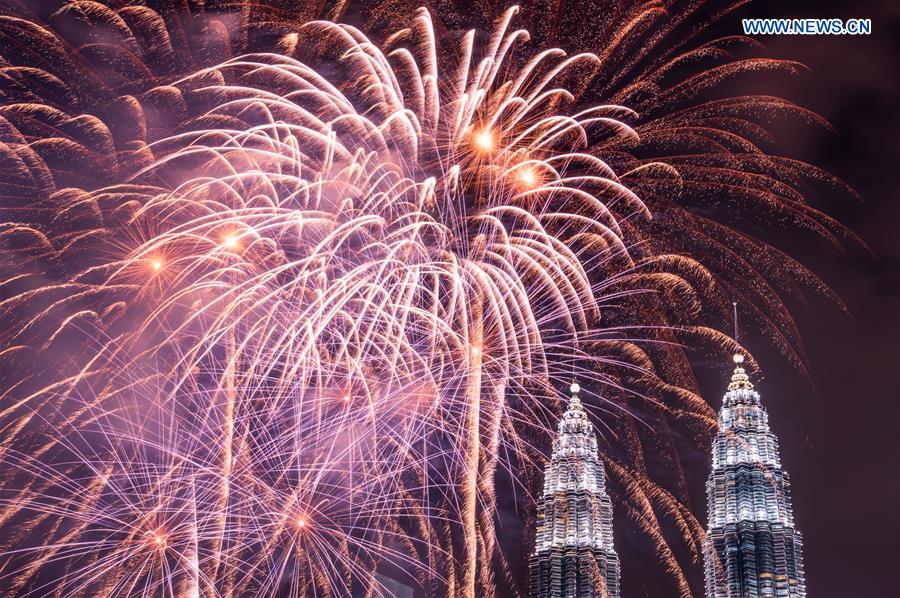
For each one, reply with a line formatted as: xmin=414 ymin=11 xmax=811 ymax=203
xmin=529 ymin=357 xmax=807 ymax=597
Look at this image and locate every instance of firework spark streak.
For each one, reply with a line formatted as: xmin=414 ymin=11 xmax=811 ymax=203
xmin=0 ymin=2 xmax=852 ymax=596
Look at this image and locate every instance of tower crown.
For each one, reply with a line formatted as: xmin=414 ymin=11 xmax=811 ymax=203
xmin=558 ymin=386 xmax=592 ymax=436
xmin=727 ymin=354 xmax=754 ymax=391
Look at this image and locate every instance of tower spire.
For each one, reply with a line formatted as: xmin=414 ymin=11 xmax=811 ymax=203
xmin=732 ymin=300 xmax=739 ymax=343
xmin=729 ymin=302 xmax=754 ymax=391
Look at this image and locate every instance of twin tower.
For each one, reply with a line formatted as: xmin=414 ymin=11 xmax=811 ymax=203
xmin=529 ymin=357 xmax=807 ymax=597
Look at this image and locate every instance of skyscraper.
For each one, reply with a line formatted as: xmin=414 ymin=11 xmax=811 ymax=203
xmin=529 ymin=383 xmax=620 ymax=598
xmin=704 ymin=354 xmax=807 ymax=597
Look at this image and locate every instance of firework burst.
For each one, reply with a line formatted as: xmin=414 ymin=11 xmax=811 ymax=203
xmin=0 ymin=2 xmax=853 ymax=596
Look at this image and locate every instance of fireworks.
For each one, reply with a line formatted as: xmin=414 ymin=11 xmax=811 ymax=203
xmin=0 ymin=2 xmax=852 ymax=596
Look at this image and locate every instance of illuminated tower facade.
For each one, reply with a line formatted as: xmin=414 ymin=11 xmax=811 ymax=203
xmin=529 ymin=383 xmax=620 ymax=598
xmin=704 ymin=355 xmax=807 ymax=597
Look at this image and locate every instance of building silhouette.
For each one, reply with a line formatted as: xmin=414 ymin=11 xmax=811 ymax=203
xmin=529 ymin=383 xmax=620 ymax=598
xmin=704 ymin=354 xmax=807 ymax=597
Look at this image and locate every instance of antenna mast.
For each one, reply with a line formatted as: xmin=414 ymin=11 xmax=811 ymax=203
xmin=732 ymin=301 xmax=739 ymax=343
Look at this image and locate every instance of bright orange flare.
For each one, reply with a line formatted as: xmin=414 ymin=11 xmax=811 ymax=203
xmin=473 ymin=129 xmax=494 ymax=152
xmin=517 ymin=167 xmax=539 ymax=188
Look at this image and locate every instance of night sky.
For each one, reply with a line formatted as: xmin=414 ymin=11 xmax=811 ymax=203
xmin=620 ymin=0 xmax=900 ymax=595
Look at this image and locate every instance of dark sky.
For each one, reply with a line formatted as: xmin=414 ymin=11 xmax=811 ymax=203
xmin=621 ymin=0 xmax=900 ymax=596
